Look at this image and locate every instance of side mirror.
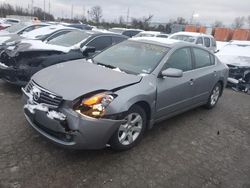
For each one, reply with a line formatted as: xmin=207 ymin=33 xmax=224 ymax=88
xmin=81 ymin=46 xmax=96 ymax=56
xmin=159 ymin=68 xmax=183 ymax=78
xmin=214 ymin=49 xmax=219 ymax=53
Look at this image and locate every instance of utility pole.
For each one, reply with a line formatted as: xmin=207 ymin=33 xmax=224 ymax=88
xmin=71 ymin=4 xmax=74 ymax=20
xmin=126 ymin=7 xmax=130 ymax=27
xmin=31 ymin=0 xmax=34 ymax=15
xmin=49 ymin=0 xmax=51 ymax=15
xmin=43 ymin=0 xmax=46 ymax=21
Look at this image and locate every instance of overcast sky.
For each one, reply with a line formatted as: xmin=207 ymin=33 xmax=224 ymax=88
xmin=4 ymin=0 xmax=250 ymax=25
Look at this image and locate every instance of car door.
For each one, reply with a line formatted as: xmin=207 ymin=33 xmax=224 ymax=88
xmin=191 ymin=47 xmax=218 ymax=103
xmin=155 ymin=47 xmax=195 ymax=119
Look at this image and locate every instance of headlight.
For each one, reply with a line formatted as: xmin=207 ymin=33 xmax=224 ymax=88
xmin=74 ymin=92 xmax=117 ymax=118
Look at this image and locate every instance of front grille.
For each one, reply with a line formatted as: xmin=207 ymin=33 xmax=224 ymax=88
xmin=26 ymin=80 xmax=63 ymax=107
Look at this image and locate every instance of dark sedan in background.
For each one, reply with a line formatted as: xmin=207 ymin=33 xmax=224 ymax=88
xmin=0 ymin=30 xmax=128 ymax=85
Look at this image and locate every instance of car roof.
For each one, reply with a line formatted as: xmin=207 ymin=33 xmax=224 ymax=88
xmin=130 ymin=37 xmax=210 ymax=50
xmin=130 ymin=37 xmax=184 ymax=47
xmin=170 ymin=31 xmax=213 ymax=38
xmin=91 ymin=32 xmax=129 ymax=38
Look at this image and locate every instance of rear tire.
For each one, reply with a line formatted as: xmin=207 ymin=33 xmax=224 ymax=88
xmin=205 ymin=82 xmax=222 ymax=109
xmin=109 ymin=105 xmax=147 ymax=151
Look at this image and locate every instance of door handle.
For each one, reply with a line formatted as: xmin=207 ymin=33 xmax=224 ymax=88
xmin=189 ymin=79 xmax=194 ymax=86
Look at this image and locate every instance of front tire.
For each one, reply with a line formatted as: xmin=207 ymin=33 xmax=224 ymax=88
xmin=205 ymin=82 xmax=222 ymax=109
xmin=109 ymin=105 xmax=147 ymax=151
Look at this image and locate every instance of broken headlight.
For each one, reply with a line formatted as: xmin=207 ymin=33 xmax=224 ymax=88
xmin=74 ymin=92 xmax=117 ymax=118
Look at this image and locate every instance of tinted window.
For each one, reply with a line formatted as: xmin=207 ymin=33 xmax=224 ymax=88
xmin=47 ymin=31 xmax=90 ymax=47
xmin=46 ymin=30 xmax=72 ymax=41
xmin=196 ymin=37 xmax=203 ymax=45
xmin=156 ymin=34 xmax=168 ymax=38
xmin=193 ymin=48 xmax=211 ymax=68
xmin=88 ymin=36 xmax=112 ymax=51
xmin=112 ymin=36 xmax=126 ymax=45
xmin=19 ymin=25 xmax=45 ymax=34
xmin=164 ymin=47 xmax=192 ymax=71
xmin=204 ymin=37 xmax=211 ymax=47
xmin=122 ymin=30 xmax=141 ymax=37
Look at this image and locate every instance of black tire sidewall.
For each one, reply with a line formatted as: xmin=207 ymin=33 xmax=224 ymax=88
xmin=109 ymin=105 xmax=147 ymax=151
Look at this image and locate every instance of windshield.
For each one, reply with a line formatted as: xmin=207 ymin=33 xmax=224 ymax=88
xmin=170 ymin=35 xmax=196 ymax=42
xmin=5 ymin=23 xmax=29 ymax=33
xmin=47 ymin=31 xmax=90 ymax=47
xmin=93 ymin=40 xmax=169 ymax=74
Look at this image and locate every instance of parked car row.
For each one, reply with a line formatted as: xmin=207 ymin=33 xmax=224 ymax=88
xmin=0 ymin=23 xmax=229 ymax=151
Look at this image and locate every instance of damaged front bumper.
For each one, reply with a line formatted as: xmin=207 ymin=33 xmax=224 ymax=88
xmin=0 ymin=63 xmax=30 ymax=86
xmin=22 ymin=89 xmax=125 ymax=150
xmin=227 ymin=65 xmax=250 ymax=93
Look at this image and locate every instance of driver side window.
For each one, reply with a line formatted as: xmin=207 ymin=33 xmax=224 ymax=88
xmin=163 ymin=47 xmax=193 ymax=72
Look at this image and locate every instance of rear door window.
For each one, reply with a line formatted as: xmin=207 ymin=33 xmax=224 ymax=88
xmin=193 ymin=48 xmax=212 ymax=68
xmin=163 ymin=47 xmax=193 ymax=72
xmin=87 ymin=36 xmax=112 ymax=51
xmin=196 ymin=37 xmax=203 ymax=45
xmin=204 ymin=37 xmax=211 ymax=47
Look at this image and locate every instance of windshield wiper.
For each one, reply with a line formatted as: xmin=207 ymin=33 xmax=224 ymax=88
xmin=97 ymin=62 xmax=116 ymax=69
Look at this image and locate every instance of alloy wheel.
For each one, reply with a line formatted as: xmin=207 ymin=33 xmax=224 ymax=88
xmin=118 ymin=113 xmax=143 ymax=146
xmin=210 ymin=86 xmax=220 ymax=106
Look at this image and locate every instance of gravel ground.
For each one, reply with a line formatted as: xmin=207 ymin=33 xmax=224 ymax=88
xmin=0 ymin=80 xmax=249 ymax=188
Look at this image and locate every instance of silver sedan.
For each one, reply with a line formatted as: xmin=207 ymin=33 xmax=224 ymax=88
xmin=22 ymin=37 xmax=229 ymax=150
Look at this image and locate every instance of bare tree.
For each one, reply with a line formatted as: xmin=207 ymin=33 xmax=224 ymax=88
xmin=118 ymin=16 xmax=125 ymax=25
xmin=213 ymin=20 xmax=224 ymax=28
xmin=131 ymin=14 xmax=153 ymax=30
xmin=89 ymin=6 xmax=102 ymax=23
xmin=176 ymin=17 xmax=187 ymax=25
xmin=232 ymin=16 xmax=245 ymax=28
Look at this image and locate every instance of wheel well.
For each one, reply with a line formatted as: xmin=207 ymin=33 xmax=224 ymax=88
xmin=133 ymin=101 xmax=151 ymax=122
xmin=217 ymin=80 xmax=224 ymax=96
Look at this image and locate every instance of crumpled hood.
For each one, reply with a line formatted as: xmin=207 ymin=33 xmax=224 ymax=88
xmin=8 ymin=39 xmax=71 ymax=54
xmin=32 ymin=59 xmax=142 ymax=100
xmin=216 ymin=54 xmax=250 ymax=67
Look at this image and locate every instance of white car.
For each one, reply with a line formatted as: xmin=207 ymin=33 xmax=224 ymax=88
xmin=216 ymin=40 xmax=250 ymax=92
xmin=169 ymin=32 xmax=217 ymax=52
xmin=134 ymin=31 xmax=169 ymax=38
